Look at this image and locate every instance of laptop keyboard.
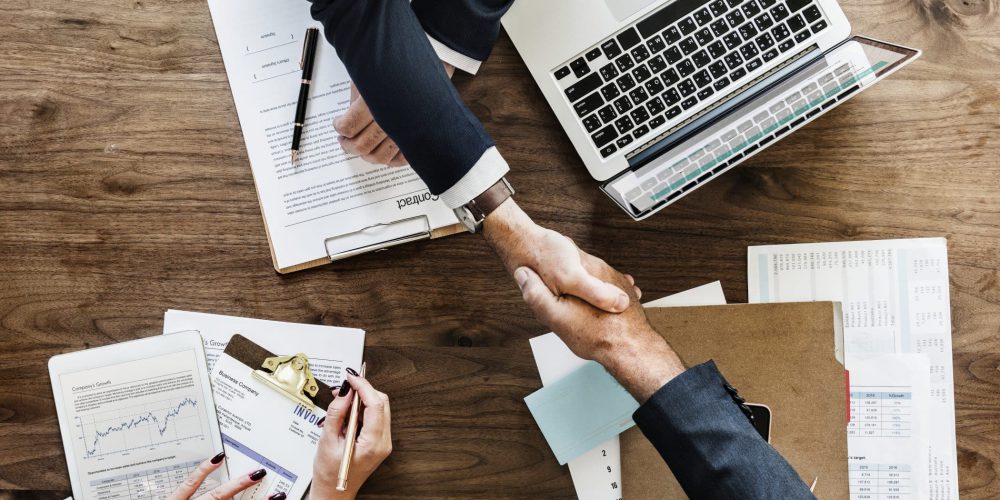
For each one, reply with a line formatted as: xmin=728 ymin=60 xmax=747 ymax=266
xmin=554 ymin=0 xmax=830 ymax=159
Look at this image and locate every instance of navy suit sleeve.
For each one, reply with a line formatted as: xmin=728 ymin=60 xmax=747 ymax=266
xmin=410 ymin=0 xmax=515 ymax=62
xmin=633 ymin=361 xmax=816 ymax=499
xmin=308 ymin=0 xmax=495 ymax=195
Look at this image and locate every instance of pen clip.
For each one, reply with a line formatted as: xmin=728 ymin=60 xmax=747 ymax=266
xmin=300 ymin=29 xmax=310 ymax=69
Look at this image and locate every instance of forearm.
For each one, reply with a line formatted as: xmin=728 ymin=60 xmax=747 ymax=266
xmin=595 ymin=326 xmax=686 ymax=403
xmin=482 ymin=199 xmax=540 ymax=271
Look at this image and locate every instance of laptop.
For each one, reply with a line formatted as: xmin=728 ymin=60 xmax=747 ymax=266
xmin=502 ymin=0 xmax=919 ymax=220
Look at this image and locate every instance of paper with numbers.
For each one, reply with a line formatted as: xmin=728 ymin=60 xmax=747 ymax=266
xmin=529 ymin=281 xmax=726 ymax=499
xmin=748 ymin=238 xmax=957 ymax=499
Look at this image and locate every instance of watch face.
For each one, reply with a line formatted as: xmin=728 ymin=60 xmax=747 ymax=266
xmin=454 ymin=207 xmax=478 ymax=233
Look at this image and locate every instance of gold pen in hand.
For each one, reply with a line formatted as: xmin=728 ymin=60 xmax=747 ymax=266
xmin=336 ymin=362 xmax=366 ymax=492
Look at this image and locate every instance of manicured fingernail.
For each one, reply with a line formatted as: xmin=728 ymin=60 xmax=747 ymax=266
xmin=339 ymin=382 xmax=352 ymax=397
xmin=346 ymin=367 xmax=359 ymax=377
xmin=514 ymin=268 xmax=528 ymax=289
xmin=269 ymin=493 xmax=287 ymax=500
xmin=330 ymin=385 xmax=340 ymax=394
xmin=615 ymin=293 xmax=629 ymax=311
xmin=317 ymin=416 xmax=325 ymax=427
xmin=249 ymin=469 xmax=267 ymax=480
xmin=210 ymin=451 xmax=225 ymax=464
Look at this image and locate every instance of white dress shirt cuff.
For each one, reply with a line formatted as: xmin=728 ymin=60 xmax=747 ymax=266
xmin=439 ymin=146 xmax=510 ymax=209
xmin=427 ymin=34 xmax=483 ymax=75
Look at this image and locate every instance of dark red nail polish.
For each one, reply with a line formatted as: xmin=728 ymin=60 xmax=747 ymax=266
xmin=346 ymin=367 xmax=359 ymax=377
xmin=316 ymin=416 xmax=325 ymax=427
xmin=210 ymin=451 xmax=226 ymax=464
xmin=249 ymin=469 xmax=267 ymax=480
xmin=269 ymin=493 xmax=287 ymax=500
xmin=338 ymin=382 xmax=352 ymax=397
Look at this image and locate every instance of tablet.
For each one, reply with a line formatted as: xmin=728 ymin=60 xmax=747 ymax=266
xmin=49 ymin=331 xmax=227 ymax=499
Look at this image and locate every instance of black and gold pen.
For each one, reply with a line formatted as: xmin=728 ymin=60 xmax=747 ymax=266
xmin=291 ymin=27 xmax=319 ymax=163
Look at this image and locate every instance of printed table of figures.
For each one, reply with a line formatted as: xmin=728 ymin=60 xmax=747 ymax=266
xmin=850 ymin=463 xmax=913 ymax=499
xmin=848 ymin=391 xmax=913 ymax=438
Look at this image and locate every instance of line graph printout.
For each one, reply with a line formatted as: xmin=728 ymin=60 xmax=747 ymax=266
xmin=58 ymin=350 xmax=221 ymax=500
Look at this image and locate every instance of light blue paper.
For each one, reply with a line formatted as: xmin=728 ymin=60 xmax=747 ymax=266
xmin=524 ymin=360 xmax=639 ymax=465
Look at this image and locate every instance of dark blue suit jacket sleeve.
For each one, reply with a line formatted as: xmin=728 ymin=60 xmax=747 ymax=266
xmin=411 ymin=0 xmax=515 ymax=62
xmin=634 ymin=361 xmax=817 ymax=499
xmin=308 ymin=0 xmax=496 ymax=195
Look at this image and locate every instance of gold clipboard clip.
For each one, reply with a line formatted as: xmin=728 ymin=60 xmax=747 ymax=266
xmin=251 ymin=352 xmax=320 ymax=409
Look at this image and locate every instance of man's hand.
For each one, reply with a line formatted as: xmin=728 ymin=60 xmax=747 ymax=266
xmin=515 ymin=260 xmax=686 ymax=402
xmin=335 ymin=63 xmax=455 ymax=167
xmin=483 ymin=199 xmax=636 ymax=313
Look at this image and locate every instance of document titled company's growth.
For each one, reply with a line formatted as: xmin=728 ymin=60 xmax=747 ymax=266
xmin=207 ymin=0 xmax=457 ymax=270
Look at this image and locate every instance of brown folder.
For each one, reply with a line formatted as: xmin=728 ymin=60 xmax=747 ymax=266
xmin=622 ymin=302 xmax=847 ymax=499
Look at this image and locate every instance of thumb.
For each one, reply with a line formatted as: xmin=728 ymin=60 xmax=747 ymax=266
xmin=565 ymin=270 xmax=631 ymax=313
xmin=515 ymin=267 xmax=560 ymax=319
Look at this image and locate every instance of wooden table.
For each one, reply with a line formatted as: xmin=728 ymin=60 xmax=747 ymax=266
xmin=1 ymin=0 xmax=998 ymax=497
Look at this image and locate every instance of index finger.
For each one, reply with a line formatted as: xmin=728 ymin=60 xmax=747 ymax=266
xmin=167 ymin=453 xmax=225 ymax=500
xmin=347 ymin=375 xmax=389 ymax=431
xmin=196 ymin=469 xmax=266 ymax=500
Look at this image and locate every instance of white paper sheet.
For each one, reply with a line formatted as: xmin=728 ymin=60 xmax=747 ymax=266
xmin=748 ymin=238 xmax=957 ymax=499
xmin=848 ymin=354 xmax=931 ymax=499
xmin=163 ymin=309 xmax=364 ymax=387
xmin=206 ymin=0 xmax=458 ymax=270
xmin=528 ymin=281 xmax=727 ymax=500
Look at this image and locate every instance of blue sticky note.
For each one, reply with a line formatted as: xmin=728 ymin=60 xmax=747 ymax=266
xmin=524 ymin=361 xmax=639 ymax=465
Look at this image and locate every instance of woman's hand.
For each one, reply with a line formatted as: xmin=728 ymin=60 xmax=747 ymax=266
xmin=310 ymin=371 xmax=393 ymax=500
xmin=167 ymin=452 xmax=283 ymax=500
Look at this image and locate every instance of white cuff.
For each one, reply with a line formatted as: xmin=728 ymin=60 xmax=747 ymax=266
xmin=439 ymin=146 xmax=510 ymax=209
xmin=427 ymin=34 xmax=483 ymax=75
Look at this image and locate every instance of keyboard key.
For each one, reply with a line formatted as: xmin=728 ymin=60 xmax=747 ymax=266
xmin=600 ymin=62 xmax=619 ymax=81
xmin=730 ymin=67 xmax=747 ymax=80
xmin=586 ymin=48 xmax=602 ymax=61
xmin=772 ymin=24 xmax=791 ymax=41
xmin=756 ymin=33 xmax=775 ymax=50
xmin=692 ymin=50 xmax=712 ymax=68
xmin=601 ymin=39 xmax=623 ymax=59
xmin=680 ymin=37 xmax=698 ymax=54
xmin=598 ymin=105 xmax=617 ymax=123
xmin=583 ymin=113 xmax=602 ymax=132
xmin=725 ymin=10 xmax=745 ymax=28
xmin=770 ymin=4 xmax=789 ymax=21
xmin=711 ymin=18 xmax=730 ymax=37
xmin=709 ymin=0 xmax=728 ymax=16
xmin=723 ymin=32 xmax=742 ymax=49
xmin=663 ymin=88 xmax=681 ymax=105
xmin=601 ymin=83 xmax=621 ymax=101
xmin=631 ymin=106 xmax=651 ymax=124
xmin=662 ymin=68 xmax=680 ymax=85
xmin=738 ymin=23 xmax=758 ymax=41
xmin=694 ymin=8 xmax=712 ymax=25
xmin=591 ymin=124 xmax=618 ymax=147
xmin=678 ymin=18 xmax=697 ymax=35
xmin=634 ymin=65 xmax=653 ymax=83
xmin=795 ymin=30 xmax=811 ymax=42
xmin=600 ymin=144 xmax=617 ymax=157
xmin=754 ymin=13 xmax=774 ymax=31
xmin=724 ymin=51 xmax=744 ymax=69
xmin=616 ymin=135 xmax=634 ymax=148
xmin=564 ymin=73 xmax=603 ymax=102
xmin=741 ymin=1 xmax=761 ymax=18
xmin=788 ymin=14 xmax=806 ymax=32
xmin=788 ymin=0 xmax=811 ymax=12
xmin=697 ymin=86 xmax=715 ymax=100
xmin=649 ymin=115 xmax=666 ymax=129
xmin=614 ymin=115 xmax=635 ymax=133
xmin=804 ymin=5 xmax=821 ymax=22
xmin=647 ymin=35 xmax=666 ymax=53
xmin=647 ymin=96 xmax=666 ymax=115
xmin=759 ymin=0 xmax=777 ymax=8
xmin=555 ymin=66 xmax=571 ymax=80
xmin=725 ymin=0 xmax=741 ymax=7
xmin=644 ymin=75 xmax=665 ymax=95
xmin=574 ymin=92 xmax=604 ymax=117
xmin=708 ymin=40 xmax=727 ymax=58
xmin=648 ymin=54 xmax=667 ymax=73
xmin=614 ymin=95 xmax=633 ymax=114
xmin=615 ymin=54 xmax=635 ymax=72
xmin=740 ymin=43 xmax=759 ymax=59
xmin=633 ymin=124 xmax=651 ymax=139
xmin=636 ymin=1 xmax=695 ymax=37
xmin=617 ymin=73 xmax=637 ymax=91
xmin=629 ymin=86 xmax=650 ymax=104
xmin=709 ymin=60 xmax=727 ymax=78
xmin=641 ymin=177 xmax=658 ymax=190
xmin=664 ymin=26 xmax=682 ymax=43
xmin=745 ymin=57 xmax=763 ymax=72
xmin=571 ymin=57 xmax=591 ymax=78
xmin=664 ymin=46 xmax=683 ymax=64
xmin=631 ymin=45 xmax=651 ymax=63
xmin=778 ymin=38 xmax=795 ymax=52
xmin=811 ymin=20 xmax=828 ymax=33
xmin=678 ymin=78 xmax=697 ymax=96
xmin=713 ymin=76 xmax=731 ymax=91
xmin=666 ymin=105 xmax=682 ymax=118
xmin=695 ymin=28 xmax=714 ymax=46
xmin=617 ymin=28 xmax=641 ymax=49
xmin=681 ymin=96 xmax=699 ymax=109
xmin=761 ymin=48 xmax=778 ymax=62
xmin=677 ymin=59 xmax=696 ymax=77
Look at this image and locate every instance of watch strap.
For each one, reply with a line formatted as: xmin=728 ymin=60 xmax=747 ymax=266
xmin=464 ymin=178 xmax=514 ymax=222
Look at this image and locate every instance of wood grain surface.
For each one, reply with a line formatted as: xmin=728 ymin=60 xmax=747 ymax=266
xmin=1 ymin=0 xmax=998 ymax=497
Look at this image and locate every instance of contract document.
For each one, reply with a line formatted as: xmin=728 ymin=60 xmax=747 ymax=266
xmin=748 ymin=238 xmax=958 ymax=499
xmin=207 ymin=0 xmax=459 ymax=272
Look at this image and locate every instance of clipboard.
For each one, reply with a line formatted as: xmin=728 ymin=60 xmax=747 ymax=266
xmin=223 ymin=334 xmax=336 ymax=411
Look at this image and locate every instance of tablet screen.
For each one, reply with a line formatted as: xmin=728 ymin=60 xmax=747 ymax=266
xmin=56 ymin=346 xmax=223 ymax=498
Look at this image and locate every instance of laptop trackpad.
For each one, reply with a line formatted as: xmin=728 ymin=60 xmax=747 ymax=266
xmin=606 ymin=0 xmax=660 ymax=21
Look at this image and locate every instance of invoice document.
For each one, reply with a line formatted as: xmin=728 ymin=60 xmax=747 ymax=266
xmin=748 ymin=238 xmax=958 ymax=499
xmin=162 ymin=309 xmax=364 ymax=387
xmin=207 ymin=0 xmax=458 ymax=271
xmin=528 ymin=281 xmax=726 ymax=499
